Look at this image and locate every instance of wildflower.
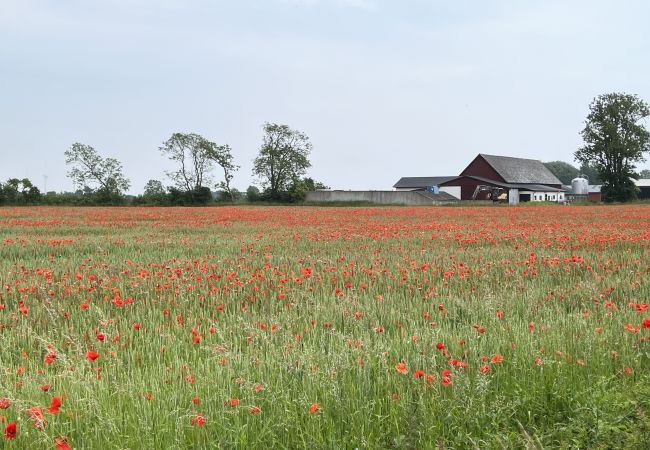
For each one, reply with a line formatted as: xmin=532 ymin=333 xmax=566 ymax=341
xmin=528 ymin=322 xmax=535 ymax=332
xmin=85 ymin=351 xmax=99 ymax=362
xmin=491 ymin=354 xmax=504 ymax=364
xmin=0 ymin=398 xmax=10 ymax=409
xmin=250 ymin=406 xmax=262 ymax=415
xmin=55 ymin=437 xmax=71 ymax=450
xmin=441 ymin=376 xmax=453 ymax=387
xmin=309 ymin=403 xmax=321 ymax=414
xmin=191 ymin=413 xmax=206 ymax=426
xmin=479 ymin=365 xmax=491 ymax=374
xmin=4 ymin=422 xmax=16 ymax=440
xmin=226 ymin=399 xmax=239 ymax=407
xmin=27 ymin=406 xmax=46 ymax=428
xmin=642 ymin=319 xmax=650 ymax=329
xmin=395 ymin=362 xmax=408 ymax=375
xmin=436 ymin=342 xmax=445 ymax=350
xmin=47 ymin=397 xmax=62 ymax=414
xmin=44 ymin=352 xmax=57 ymax=365
xmin=413 ymin=369 xmax=426 ymax=379
xmin=134 ymin=322 xmax=141 ymax=330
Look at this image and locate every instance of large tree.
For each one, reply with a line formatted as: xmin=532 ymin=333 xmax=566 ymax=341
xmin=543 ymin=161 xmax=579 ymax=185
xmin=160 ymin=133 xmax=238 ymax=200
xmin=64 ymin=143 xmax=130 ymax=202
xmin=575 ymin=93 xmax=650 ymax=202
xmin=252 ymin=123 xmax=312 ymax=200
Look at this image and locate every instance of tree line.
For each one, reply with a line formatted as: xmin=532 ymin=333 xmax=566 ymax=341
xmin=2 ymin=93 xmax=649 ymax=205
xmin=0 ymin=122 xmax=328 ymax=206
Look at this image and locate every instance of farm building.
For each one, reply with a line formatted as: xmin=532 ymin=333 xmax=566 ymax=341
xmin=393 ymin=154 xmax=566 ymax=203
xmin=636 ymin=179 xmax=650 ymax=199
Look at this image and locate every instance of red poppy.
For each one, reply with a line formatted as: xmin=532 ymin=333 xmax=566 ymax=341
xmin=4 ymin=422 xmax=16 ymax=440
xmin=250 ymin=406 xmax=262 ymax=414
xmin=441 ymin=376 xmax=453 ymax=387
xmin=55 ymin=437 xmax=71 ymax=450
xmin=27 ymin=406 xmax=46 ymax=428
xmin=40 ymin=384 xmax=50 ymax=391
xmin=491 ymin=354 xmax=504 ymax=364
xmin=0 ymin=398 xmax=9 ymax=409
xmin=395 ymin=362 xmax=408 ymax=375
xmin=47 ymin=396 xmax=62 ymax=414
xmin=309 ymin=403 xmax=321 ymax=414
xmin=191 ymin=413 xmax=206 ymax=426
xmin=479 ymin=365 xmax=491 ymax=374
xmin=413 ymin=369 xmax=426 ymax=379
xmin=134 ymin=322 xmax=141 ymax=330
xmin=44 ymin=352 xmax=57 ymax=365
xmin=85 ymin=351 xmax=99 ymax=362
xmin=643 ymin=319 xmax=650 ymax=329
xmin=436 ymin=342 xmax=445 ymax=350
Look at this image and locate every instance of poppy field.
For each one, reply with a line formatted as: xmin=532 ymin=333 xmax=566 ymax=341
xmin=0 ymin=205 xmax=649 ymax=449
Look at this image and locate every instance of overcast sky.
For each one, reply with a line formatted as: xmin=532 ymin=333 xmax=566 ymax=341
xmin=1 ymin=0 xmax=649 ymax=193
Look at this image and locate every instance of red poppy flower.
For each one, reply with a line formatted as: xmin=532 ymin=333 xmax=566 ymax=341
xmin=250 ymin=406 xmax=262 ymax=414
xmin=309 ymin=403 xmax=321 ymax=414
xmin=44 ymin=352 xmax=57 ymax=365
xmin=643 ymin=319 xmax=650 ymax=329
xmin=27 ymin=406 xmax=46 ymax=428
xmin=441 ymin=376 xmax=453 ymax=387
xmin=55 ymin=437 xmax=71 ymax=450
xmin=395 ymin=362 xmax=408 ymax=375
xmin=191 ymin=413 xmax=206 ymax=426
xmin=134 ymin=322 xmax=141 ymax=330
xmin=85 ymin=351 xmax=99 ymax=362
xmin=0 ymin=398 xmax=10 ymax=409
xmin=491 ymin=354 xmax=504 ymax=364
xmin=413 ymin=369 xmax=426 ymax=379
xmin=4 ymin=422 xmax=16 ymax=440
xmin=47 ymin=397 xmax=62 ymax=414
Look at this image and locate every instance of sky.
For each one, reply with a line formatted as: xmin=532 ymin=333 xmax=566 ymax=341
xmin=1 ymin=0 xmax=650 ymax=194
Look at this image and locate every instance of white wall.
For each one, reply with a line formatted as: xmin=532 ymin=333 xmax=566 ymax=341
xmin=440 ymin=186 xmax=461 ymax=199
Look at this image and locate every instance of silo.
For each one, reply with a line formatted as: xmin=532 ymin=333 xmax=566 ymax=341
xmin=571 ymin=177 xmax=588 ymax=195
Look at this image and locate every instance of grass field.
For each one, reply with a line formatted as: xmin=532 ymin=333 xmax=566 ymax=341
xmin=0 ymin=205 xmax=648 ymax=449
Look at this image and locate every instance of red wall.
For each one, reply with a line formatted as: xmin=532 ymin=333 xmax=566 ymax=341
xmin=460 ymin=155 xmax=505 ymax=182
xmin=441 ymin=176 xmax=497 ymax=200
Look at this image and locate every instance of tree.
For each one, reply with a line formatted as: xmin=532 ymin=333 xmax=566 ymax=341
xmin=640 ymin=169 xmax=650 ymax=178
xmin=246 ymin=185 xmax=261 ymax=202
xmin=64 ymin=143 xmax=130 ymax=202
xmin=578 ymin=163 xmax=601 ymax=184
xmin=160 ymin=133 xmax=238 ymax=201
xmin=575 ymin=93 xmax=650 ymax=202
xmin=0 ymin=178 xmax=41 ymax=204
xmin=140 ymin=179 xmax=167 ymax=205
xmin=252 ymin=123 xmax=312 ymax=200
xmin=543 ymin=161 xmax=579 ymax=185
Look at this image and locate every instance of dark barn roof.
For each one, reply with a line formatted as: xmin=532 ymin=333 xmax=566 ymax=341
xmin=462 ymin=154 xmax=562 ymax=185
xmin=393 ymin=176 xmax=456 ymax=189
xmin=440 ymin=175 xmax=566 ymax=192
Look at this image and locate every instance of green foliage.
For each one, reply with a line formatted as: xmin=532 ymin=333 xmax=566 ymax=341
xmin=160 ymin=133 xmax=238 ymax=199
xmin=246 ymin=185 xmax=261 ymax=202
xmin=579 ymin=162 xmax=601 ymax=184
xmin=640 ymin=169 xmax=650 ymax=178
xmin=575 ymin=93 xmax=650 ymax=202
xmin=0 ymin=178 xmax=42 ymax=205
xmin=64 ymin=142 xmax=131 ymax=204
xmin=167 ymin=186 xmax=213 ymax=205
xmin=253 ymin=123 xmax=312 ymax=200
xmin=543 ymin=161 xmax=579 ymax=184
